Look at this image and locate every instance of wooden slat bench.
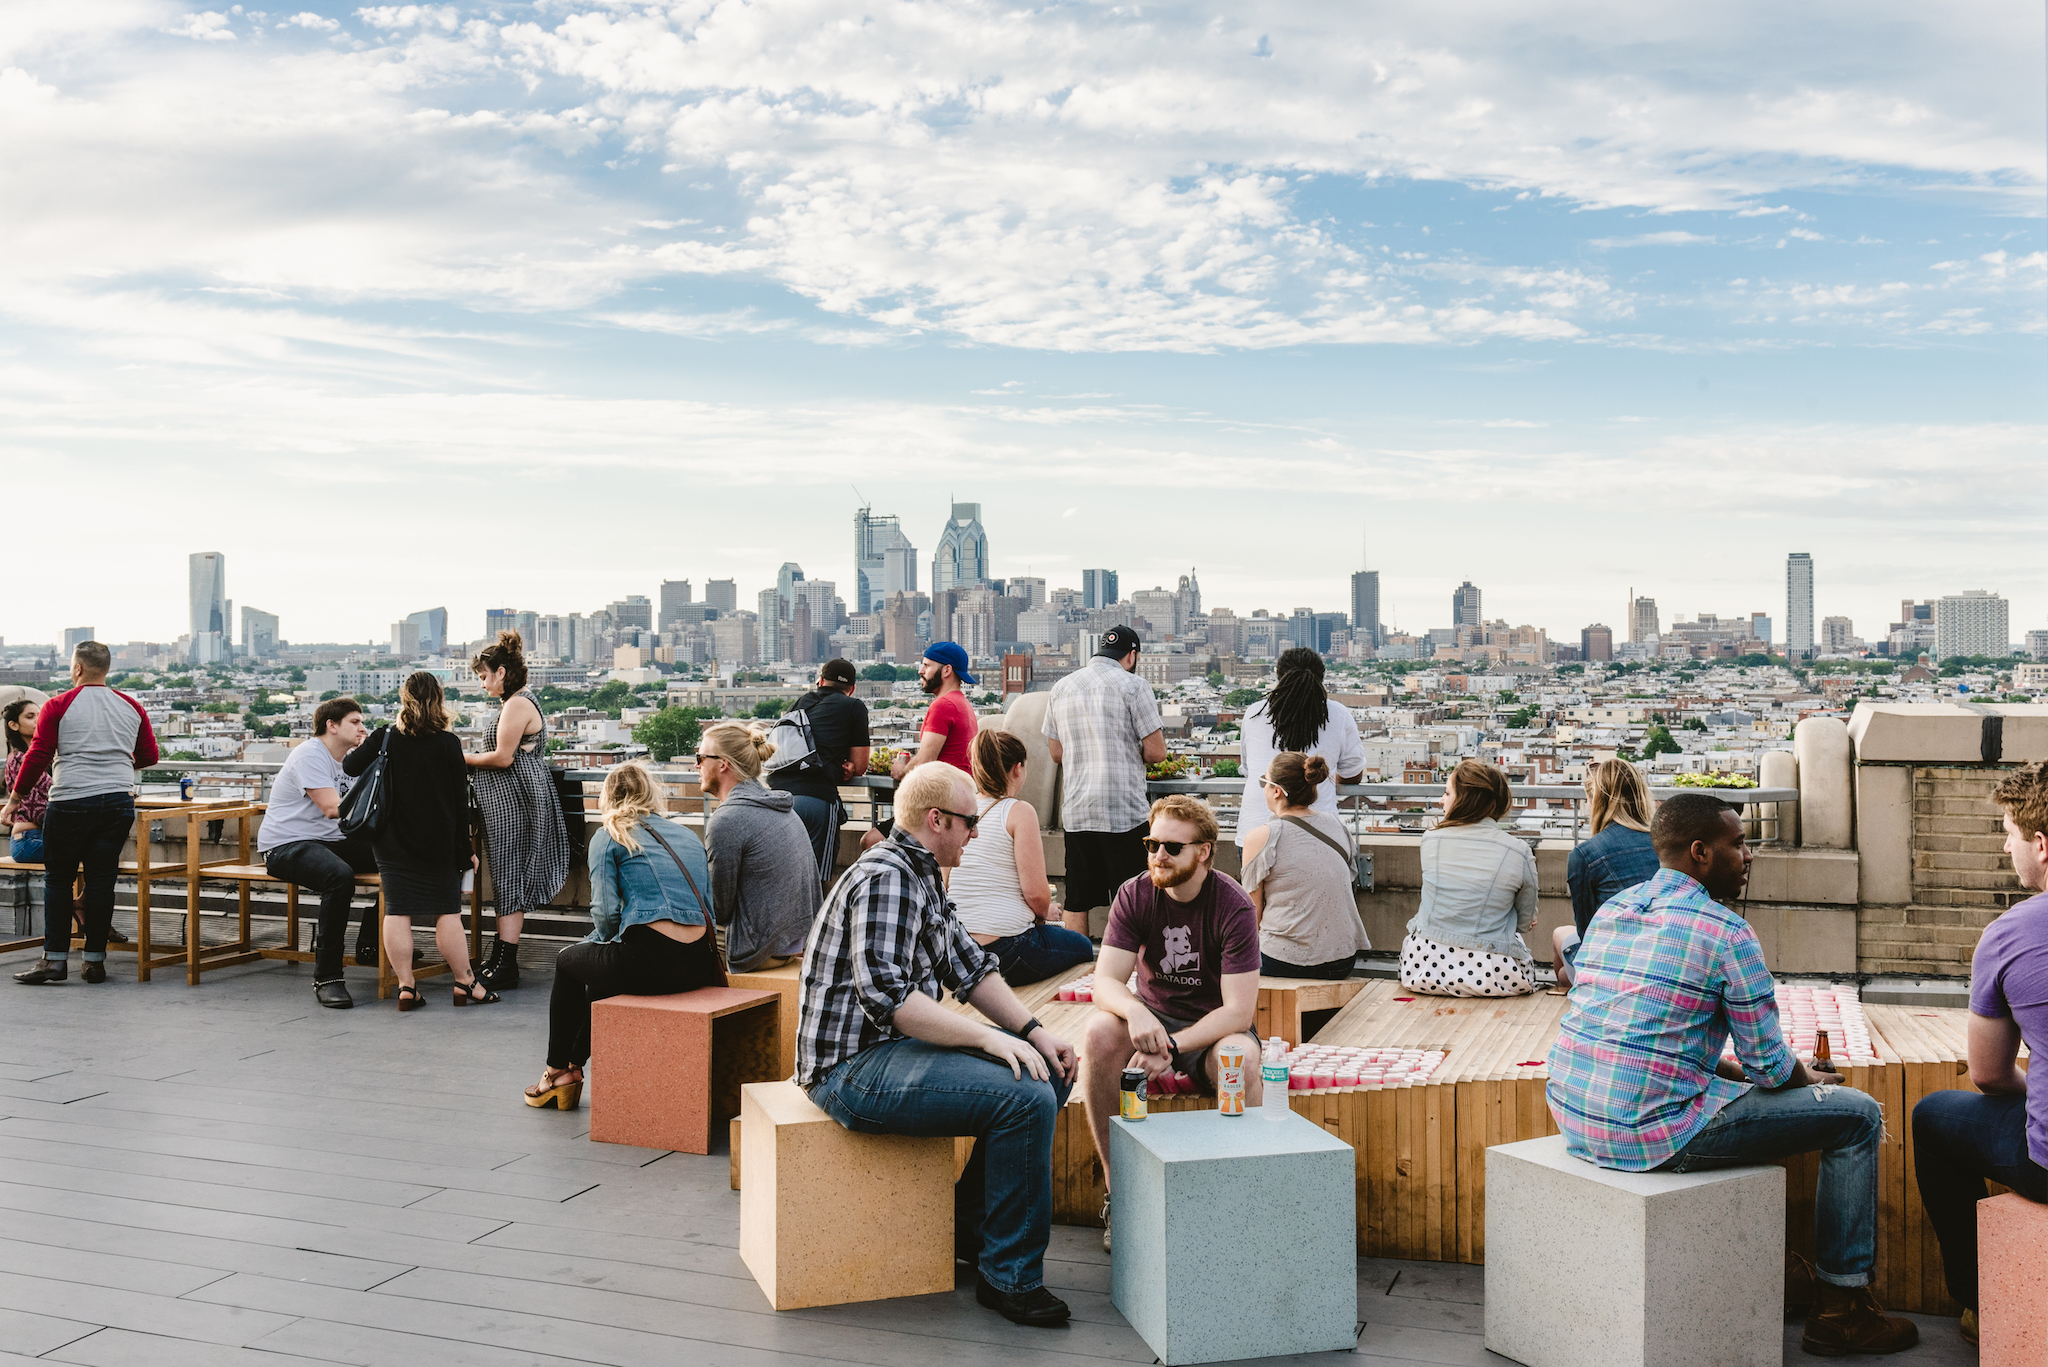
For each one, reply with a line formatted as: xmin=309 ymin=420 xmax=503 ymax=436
xmin=203 ymin=862 xmax=480 ymax=999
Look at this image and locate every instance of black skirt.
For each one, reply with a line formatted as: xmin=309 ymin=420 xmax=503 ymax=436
xmin=376 ymin=853 xmax=465 ymax=921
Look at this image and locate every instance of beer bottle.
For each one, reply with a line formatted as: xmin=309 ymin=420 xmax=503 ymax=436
xmin=1813 ymin=1029 xmax=1833 ymax=1071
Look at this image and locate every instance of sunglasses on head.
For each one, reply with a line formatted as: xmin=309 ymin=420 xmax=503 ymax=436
xmin=935 ymin=807 xmax=981 ymax=832
xmin=1142 ymin=837 xmax=1200 ymax=857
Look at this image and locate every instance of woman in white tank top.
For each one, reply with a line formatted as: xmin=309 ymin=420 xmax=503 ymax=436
xmin=947 ymin=731 xmax=1096 ymax=986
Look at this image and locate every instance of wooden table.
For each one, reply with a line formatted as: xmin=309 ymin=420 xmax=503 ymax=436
xmin=129 ymin=795 xmax=268 ymax=984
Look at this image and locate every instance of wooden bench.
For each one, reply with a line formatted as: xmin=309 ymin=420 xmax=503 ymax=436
xmin=0 ymin=857 xmax=82 ymax=957
xmin=205 ymin=863 xmax=466 ymax=1000
xmin=1254 ymin=974 xmax=1367 ymax=1045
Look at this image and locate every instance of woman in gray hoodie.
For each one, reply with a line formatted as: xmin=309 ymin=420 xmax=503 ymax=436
xmin=698 ymin=722 xmax=823 ymax=971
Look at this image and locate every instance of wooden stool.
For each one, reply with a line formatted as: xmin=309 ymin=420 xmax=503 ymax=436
xmin=589 ymin=987 xmax=780 ymax=1154
xmin=1256 ymin=974 xmax=1365 ymax=1045
xmin=1979 ymin=1192 xmax=2048 ymax=1367
xmin=738 ymin=1080 xmax=955 ymax=1309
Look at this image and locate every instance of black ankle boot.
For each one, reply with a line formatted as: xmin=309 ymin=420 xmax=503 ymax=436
xmin=479 ymin=938 xmax=519 ymax=990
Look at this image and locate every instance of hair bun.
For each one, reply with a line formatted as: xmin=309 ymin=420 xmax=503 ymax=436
xmin=753 ymin=728 xmax=778 ymax=761
xmin=496 ymin=629 xmax=524 ymax=656
xmin=1303 ymin=755 xmax=1330 ymax=784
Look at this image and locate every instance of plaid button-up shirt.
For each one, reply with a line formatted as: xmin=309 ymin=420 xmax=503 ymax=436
xmin=795 ymin=828 xmax=999 ymax=1087
xmin=1041 ymin=656 xmax=1164 ymax=833
xmin=1547 ymin=867 xmax=1796 ymax=1171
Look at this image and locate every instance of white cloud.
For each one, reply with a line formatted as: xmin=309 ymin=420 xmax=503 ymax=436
xmin=282 ymin=12 xmax=340 ymax=31
xmin=165 ymin=11 xmax=235 ymax=41
xmin=1591 ymin=231 xmax=1716 ymax=249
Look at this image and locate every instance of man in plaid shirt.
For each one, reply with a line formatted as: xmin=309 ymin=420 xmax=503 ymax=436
xmin=1042 ymin=625 xmax=1166 ymax=922
xmin=798 ymin=762 xmax=1079 ymax=1327
xmin=1548 ymin=794 xmax=1915 ymax=1356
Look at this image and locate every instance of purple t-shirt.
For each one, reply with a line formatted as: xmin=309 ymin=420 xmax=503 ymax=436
xmin=1103 ymin=870 xmax=1260 ymax=1022
xmin=1970 ymin=889 xmax=2048 ymax=1168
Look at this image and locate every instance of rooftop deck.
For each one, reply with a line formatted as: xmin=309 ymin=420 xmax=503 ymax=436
xmin=0 ymin=930 xmax=1977 ymax=1367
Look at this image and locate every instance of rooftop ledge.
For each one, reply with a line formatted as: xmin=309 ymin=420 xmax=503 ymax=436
xmin=1849 ymin=701 xmax=2048 ymax=764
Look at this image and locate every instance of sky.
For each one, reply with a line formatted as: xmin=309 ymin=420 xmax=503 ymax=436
xmin=2 ymin=0 xmax=2043 ymax=650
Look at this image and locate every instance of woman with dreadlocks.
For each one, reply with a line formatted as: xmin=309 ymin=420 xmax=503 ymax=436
xmin=1233 ymin=647 xmax=1365 ymax=849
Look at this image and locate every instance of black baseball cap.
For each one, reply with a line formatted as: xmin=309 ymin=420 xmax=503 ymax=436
xmin=819 ymin=658 xmax=858 ymax=688
xmin=1097 ymin=626 xmax=1142 ymax=659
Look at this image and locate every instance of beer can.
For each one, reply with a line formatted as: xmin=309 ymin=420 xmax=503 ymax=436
xmin=1119 ymin=1068 xmax=1148 ymax=1121
xmin=1216 ymin=1042 xmax=1247 ymax=1116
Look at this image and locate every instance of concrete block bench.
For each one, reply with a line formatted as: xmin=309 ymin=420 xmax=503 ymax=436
xmin=726 ymin=960 xmax=803 ymax=1080
xmin=1484 ymin=1134 xmax=1783 ymax=1367
xmin=1110 ymin=1108 xmax=1357 ymax=1365
xmin=589 ymin=987 xmax=780 ymax=1155
xmin=1980 ymin=1191 xmax=2048 ymax=1367
xmin=737 ymin=1080 xmax=956 ymax=1310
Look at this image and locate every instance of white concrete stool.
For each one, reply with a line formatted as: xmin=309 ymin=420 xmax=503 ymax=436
xmin=1484 ymin=1134 xmax=1783 ymax=1367
xmin=1110 ymin=1108 xmax=1357 ymax=1365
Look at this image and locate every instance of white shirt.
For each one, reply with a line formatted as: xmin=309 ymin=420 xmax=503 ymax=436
xmin=1234 ymin=699 xmax=1366 ymax=845
xmin=258 ymin=739 xmax=353 ymax=852
xmin=948 ymin=796 xmax=1037 ymax=938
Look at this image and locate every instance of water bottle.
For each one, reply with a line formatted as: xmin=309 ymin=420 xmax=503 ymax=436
xmin=1262 ymin=1040 xmax=1290 ymax=1109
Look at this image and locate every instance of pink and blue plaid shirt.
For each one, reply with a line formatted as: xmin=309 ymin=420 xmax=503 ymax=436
xmin=1547 ymin=867 xmax=1796 ymax=1171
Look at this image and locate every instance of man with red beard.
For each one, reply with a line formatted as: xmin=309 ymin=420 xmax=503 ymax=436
xmin=1080 ymin=793 xmax=1262 ymax=1250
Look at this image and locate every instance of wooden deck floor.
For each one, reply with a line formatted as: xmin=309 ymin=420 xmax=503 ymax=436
xmin=0 ymin=926 xmax=1977 ymax=1367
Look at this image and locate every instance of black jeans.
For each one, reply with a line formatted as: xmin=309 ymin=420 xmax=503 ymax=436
xmin=546 ymin=924 xmax=724 ymax=1070
xmin=1912 ymin=1088 xmax=2048 ymax=1309
xmin=265 ymin=836 xmax=381 ymax=979
xmin=43 ymin=792 xmax=134 ymax=960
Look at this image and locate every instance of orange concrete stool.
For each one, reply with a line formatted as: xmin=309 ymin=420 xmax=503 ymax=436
xmin=738 ymin=1080 xmax=956 ymax=1310
xmin=589 ymin=987 xmax=780 ymax=1155
xmin=1980 ymin=1192 xmax=2048 ymax=1367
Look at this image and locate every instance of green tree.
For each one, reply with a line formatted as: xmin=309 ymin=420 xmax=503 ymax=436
xmin=1641 ymin=724 xmax=1681 ymax=759
xmin=319 ymin=690 xmax=342 ymax=701
xmin=860 ymin=663 xmax=900 ymax=682
xmin=632 ymin=706 xmax=713 ymax=762
xmin=897 ymin=665 xmax=923 ymax=681
xmin=1223 ymin=687 xmax=1265 ymax=709
xmin=1681 ymin=717 xmax=1707 ymax=732
xmin=752 ymin=698 xmax=789 ymax=719
xmin=1505 ymin=705 xmax=1539 ymax=729
xmin=1212 ymin=760 xmax=1240 ymax=778
xmin=1206 ymin=670 xmax=1226 ymax=687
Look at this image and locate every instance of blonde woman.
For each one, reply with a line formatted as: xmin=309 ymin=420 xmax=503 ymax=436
xmin=526 ymin=762 xmax=721 ymax=1110
xmin=343 ymin=673 xmax=493 ymax=1010
xmin=697 ymin=722 xmax=819 ymax=972
xmin=1553 ymin=759 xmax=1660 ymax=988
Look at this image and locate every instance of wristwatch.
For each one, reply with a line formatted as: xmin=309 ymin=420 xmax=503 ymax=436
xmin=1014 ymin=1017 xmax=1044 ymax=1039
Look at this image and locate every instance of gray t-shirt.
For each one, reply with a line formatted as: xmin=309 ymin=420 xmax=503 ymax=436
xmin=258 ymin=739 xmax=353 ymax=853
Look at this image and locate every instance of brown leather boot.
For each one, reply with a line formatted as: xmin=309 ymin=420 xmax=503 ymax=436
xmin=1801 ymin=1283 xmax=1919 ymax=1356
xmin=1785 ymin=1250 xmax=1819 ymax=1314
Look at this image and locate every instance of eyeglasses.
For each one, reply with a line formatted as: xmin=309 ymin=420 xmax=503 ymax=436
xmin=1258 ymin=775 xmax=1285 ymax=791
xmin=935 ymin=807 xmax=981 ymax=832
xmin=693 ymin=754 xmax=717 ymax=765
xmin=1142 ymin=838 xmax=1203 ymax=857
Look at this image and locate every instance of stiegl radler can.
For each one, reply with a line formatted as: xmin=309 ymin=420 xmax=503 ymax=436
xmin=1216 ymin=1042 xmax=1247 ymax=1115
xmin=1119 ymin=1068 xmax=1148 ymax=1121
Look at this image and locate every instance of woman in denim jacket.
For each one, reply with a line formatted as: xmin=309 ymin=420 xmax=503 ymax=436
xmin=1552 ymin=759 xmax=1660 ymax=988
xmin=1399 ymin=759 xmax=1540 ymax=998
xmin=524 ymin=762 xmax=723 ymax=1110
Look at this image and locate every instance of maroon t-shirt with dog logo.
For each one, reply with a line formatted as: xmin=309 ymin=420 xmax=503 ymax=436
xmin=1103 ymin=870 xmax=1260 ymax=1021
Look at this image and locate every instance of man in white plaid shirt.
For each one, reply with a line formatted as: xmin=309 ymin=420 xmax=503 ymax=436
xmin=1042 ymin=625 xmax=1167 ymax=922
xmin=797 ymin=763 xmax=1079 ymax=1327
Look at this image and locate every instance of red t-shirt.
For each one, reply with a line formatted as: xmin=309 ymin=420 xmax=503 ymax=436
xmin=920 ymin=689 xmax=978 ymax=772
xmin=1103 ymin=871 xmax=1260 ymax=1021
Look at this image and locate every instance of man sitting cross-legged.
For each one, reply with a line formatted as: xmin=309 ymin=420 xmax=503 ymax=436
xmin=797 ymin=762 xmax=1078 ymax=1328
xmin=1548 ymin=793 xmax=1915 ymax=1356
xmin=1080 ymin=793 xmax=1263 ymax=1252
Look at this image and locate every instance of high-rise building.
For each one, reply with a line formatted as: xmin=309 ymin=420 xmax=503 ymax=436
xmin=1821 ymin=616 xmax=1859 ymax=654
xmin=659 ymin=580 xmax=693 ymax=629
xmin=1935 ymin=590 xmax=2009 ymax=660
xmin=2025 ymin=628 xmax=2048 ymax=662
xmin=606 ymin=596 xmax=653 ymax=632
xmin=62 ymin=626 xmax=96 ymax=656
xmin=1452 ymin=581 xmax=1481 ymax=628
xmin=710 ymin=612 xmax=758 ymax=666
xmin=391 ymin=620 xmax=423 ymax=657
xmin=854 ymin=507 xmax=918 ymax=613
xmin=1007 ymin=577 xmax=1046 ymax=609
xmin=1349 ymin=571 xmax=1381 ymax=650
xmin=1131 ymin=586 xmax=1179 ymax=638
xmin=933 ymin=502 xmax=989 ymax=593
xmin=404 ymin=607 xmax=447 ymax=655
xmin=1580 ymin=624 xmax=1613 ymax=661
xmin=1082 ymin=569 xmax=1118 ymax=611
xmin=757 ymin=587 xmax=786 ymax=662
xmin=241 ymin=608 xmax=279 ymax=658
xmin=1175 ymin=570 xmax=1201 ymax=624
xmin=1628 ymin=590 xmax=1660 ymax=643
xmin=1786 ymin=552 xmax=1814 ymax=660
xmin=188 ymin=551 xmax=227 ymax=664
xmin=882 ymin=591 xmax=928 ymax=662
xmin=1749 ymin=612 xmax=1772 ymax=648
xmin=535 ymin=614 xmax=581 ymax=662
xmin=704 ymin=579 xmax=738 ymax=613
xmin=484 ymin=607 xmax=519 ymax=642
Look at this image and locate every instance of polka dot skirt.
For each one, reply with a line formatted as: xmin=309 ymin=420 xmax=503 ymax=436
xmin=1398 ymin=931 xmax=1539 ymax=999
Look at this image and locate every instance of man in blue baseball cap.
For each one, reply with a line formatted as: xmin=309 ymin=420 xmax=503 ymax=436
xmin=889 ymin=641 xmax=980 ymax=780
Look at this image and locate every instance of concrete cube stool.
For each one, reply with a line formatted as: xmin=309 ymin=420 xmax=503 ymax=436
xmin=1484 ymin=1135 xmax=1783 ymax=1367
xmin=589 ymin=987 xmax=780 ymax=1155
xmin=1110 ymin=1108 xmax=1357 ymax=1365
xmin=1980 ymin=1192 xmax=2048 ymax=1367
xmin=727 ymin=961 xmax=804 ymax=1080
xmin=738 ymin=1081 xmax=956 ymax=1310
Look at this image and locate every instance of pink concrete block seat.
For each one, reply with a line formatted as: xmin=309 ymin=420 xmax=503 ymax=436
xmin=589 ymin=987 xmax=781 ymax=1155
xmin=1980 ymin=1192 xmax=2048 ymax=1367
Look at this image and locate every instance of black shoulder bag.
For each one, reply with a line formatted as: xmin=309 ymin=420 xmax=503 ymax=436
xmin=338 ymin=727 xmax=395 ymax=837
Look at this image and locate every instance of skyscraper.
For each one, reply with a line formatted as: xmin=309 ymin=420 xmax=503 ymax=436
xmin=757 ymin=587 xmax=786 ymax=662
xmin=1749 ymin=612 xmax=1772 ymax=648
xmin=188 ymin=551 xmax=227 ymax=664
xmin=1349 ymin=571 xmax=1381 ymax=650
xmin=62 ymin=626 xmax=96 ymax=656
xmin=1451 ymin=581 xmax=1481 ymax=628
xmin=1786 ymin=553 xmax=1814 ymax=660
xmin=1935 ymin=590 xmax=2009 ymax=660
xmin=775 ymin=563 xmax=805 ymax=620
xmin=1628 ymin=589 xmax=1660 ymax=643
xmin=241 ymin=607 xmax=280 ymax=658
xmin=932 ymin=502 xmax=989 ymax=593
xmin=704 ymin=579 xmax=738 ymax=613
xmin=659 ymin=580 xmax=692 ymax=629
xmin=854 ymin=507 xmax=917 ymax=613
xmin=405 ymin=607 xmax=446 ymax=655
xmin=1580 ymin=624 xmax=1613 ymax=662
xmin=1082 ymin=569 xmax=1118 ymax=611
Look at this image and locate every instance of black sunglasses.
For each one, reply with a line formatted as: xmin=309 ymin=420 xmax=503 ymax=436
xmin=1142 ymin=838 xmax=1203 ymax=857
xmin=935 ymin=807 xmax=981 ymax=832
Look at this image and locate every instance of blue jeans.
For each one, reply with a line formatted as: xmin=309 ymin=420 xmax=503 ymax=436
xmin=789 ymin=794 xmax=840 ymax=883
xmin=1912 ymin=1089 xmax=2048 ymax=1310
xmin=808 ymin=1036 xmax=1073 ymax=1294
xmin=985 ymin=923 xmax=1095 ymax=986
xmin=1661 ymin=1079 xmax=1882 ymax=1286
xmin=10 ymin=830 xmax=44 ymax=863
xmin=41 ymin=792 xmax=134 ymax=961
